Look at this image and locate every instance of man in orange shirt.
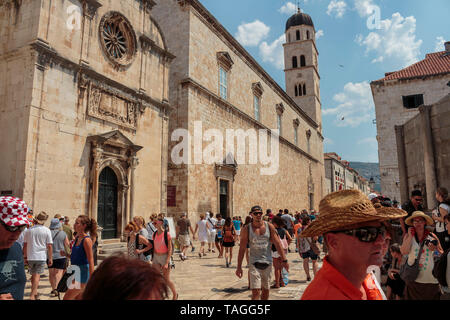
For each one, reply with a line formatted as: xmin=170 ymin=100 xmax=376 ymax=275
xmin=300 ymin=190 xmax=406 ymax=300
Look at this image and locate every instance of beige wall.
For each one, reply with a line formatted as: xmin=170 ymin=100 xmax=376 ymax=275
xmin=372 ymin=74 xmax=450 ymax=201
xmin=0 ymin=0 xmax=171 ymax=228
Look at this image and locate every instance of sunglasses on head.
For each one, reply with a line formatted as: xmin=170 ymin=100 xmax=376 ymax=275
xmin=331 ymin=225 xmax=386 ymax=243
xmin=0 ymin=220 xmax=27 ymax=233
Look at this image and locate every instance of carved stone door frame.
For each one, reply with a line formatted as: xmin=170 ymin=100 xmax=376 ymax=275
xmin=87 ymin=130 xmax=142 ymax=241
xmin=215 ymin=155 xmax=237 ymax=218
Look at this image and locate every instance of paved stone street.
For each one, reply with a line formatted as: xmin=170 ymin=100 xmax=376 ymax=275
xmin=24 ymin=240 xmax=322 ymax=300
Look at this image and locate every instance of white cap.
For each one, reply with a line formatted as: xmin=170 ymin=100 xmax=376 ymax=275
xmin=368 ymin=193 xmax=378 ymax=201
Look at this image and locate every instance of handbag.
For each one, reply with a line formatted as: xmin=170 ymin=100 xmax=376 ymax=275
xmin=56 ymin=268 xmax=75 ymax=298
xmin=306 ymin=238 xmax=321 ymax=256
xmin=399 ymin=241 xmax=425 ymax=283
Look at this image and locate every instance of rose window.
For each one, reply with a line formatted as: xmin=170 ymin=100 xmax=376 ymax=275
xmin=99 ymin=12 xmax=136 ymax=68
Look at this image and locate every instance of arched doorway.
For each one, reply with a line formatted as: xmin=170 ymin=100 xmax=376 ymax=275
xmin=97 ymin=167 xmax=118 ymax=239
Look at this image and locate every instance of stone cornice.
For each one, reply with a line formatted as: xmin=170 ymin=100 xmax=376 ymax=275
xmin=179 ymin=0 xmax=319 ymax=130
xmin=180 ymin=77 xmax=319 ymax=163
xmin=30 ymin=38 xmax=173 ymax=116
xmin=139 ymin=34 xmax=175 ymax=61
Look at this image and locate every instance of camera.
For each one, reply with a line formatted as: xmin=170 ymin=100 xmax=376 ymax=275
xmin=424 ymin=235 xmax=438 ymax=246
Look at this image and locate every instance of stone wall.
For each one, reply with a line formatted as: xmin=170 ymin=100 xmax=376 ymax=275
xmin=371 ymin=74 xmax=450 ymax=201
xmin=0 ymin=0 xmax=171 ymax=232
xmin=398 ymin=95 xmax=450 ymax=209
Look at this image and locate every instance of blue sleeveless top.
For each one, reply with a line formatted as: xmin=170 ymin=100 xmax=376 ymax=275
xmin=71 ymin=236 xmax=89 ymax=266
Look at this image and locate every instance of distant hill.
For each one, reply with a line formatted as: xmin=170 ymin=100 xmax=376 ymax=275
xmin=349 ymin=162 xmax=381 ymax=192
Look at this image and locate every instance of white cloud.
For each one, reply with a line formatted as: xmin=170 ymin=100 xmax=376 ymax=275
xmin=279 ymin=2 xmax=298 ymax=15
xmin=259 ymin=34 xmax=286 ymax=70
xmin=322 ymin=81 xmax=374 ymax=127
xmin=235 ymin=20 xmax=270 ymax=47
xmin=327 ymin=0 xmax=347 ymax=18
xmin=316 ymin=29 xmax=324 ymax=40
xmin=356 ymin=12 xmax=422 ymax=68
xmin=435 ymin=36 xmax=446 ymax=52
xmin=354 ymin=0 xmax=376 ymax=17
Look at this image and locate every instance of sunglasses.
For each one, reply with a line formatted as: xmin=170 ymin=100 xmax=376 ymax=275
xmin=0 ymin=220 xmax=27 ymax=233
xmin=252 ymin=211 xmax=263 ymax=216
xmin=332 ymin=225 xmax=386 ymax=243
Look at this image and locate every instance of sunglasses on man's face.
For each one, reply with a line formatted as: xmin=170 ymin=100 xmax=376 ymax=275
xmin=0 ymin=220 xmax=27 ymax=233
xmin=332 ymin=225 xmax=386 ymax=243
xmin=252 ymin=211 xmax=263 ymax=216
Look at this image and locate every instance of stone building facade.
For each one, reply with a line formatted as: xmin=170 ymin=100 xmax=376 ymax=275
xmin=395 ymin=94 xmax=450 ymax=209
xmin=324 ymin=152 xmax=370 ymax=195
xmin=152 ymin=0 xmax=325 ymax=220
xmin=0 ymin=0 xmax=173 ymax=240
xmin=371 ymin=44 xmax=450 ymax=202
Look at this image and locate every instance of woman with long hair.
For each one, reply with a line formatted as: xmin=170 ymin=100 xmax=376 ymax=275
xmin=152 ymin=216 xmax=177 ymax=300
xmin=124 ymin=222 xmax=151 ymax=260
xmin=386 ymin=243 xmax=406 ymax=300
xmin=222 ymin=217 xmax=236 ymax=267
xmin=63 ymin=215 xmax=97 ymax=300
xmin=243 ymin=215 xmax=252 ymax=289
xmin=271 ymin=216 xmax=292 ymax=288
xmin=298 ymin=216 xmax=319 ymax=282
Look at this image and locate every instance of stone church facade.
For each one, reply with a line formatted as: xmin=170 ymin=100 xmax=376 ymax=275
xmin=152 ymin=1 xmax=325 ymax=219
xmin=0 ymin=0 xmax=173 ymax=240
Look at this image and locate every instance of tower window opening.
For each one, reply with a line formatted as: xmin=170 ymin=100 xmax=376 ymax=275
xmin=296 ymin=30 xmax=300 ymax=41
xmin=295 ymin=85 xmax=298 ymax=97
xmin=299 ymin=84 xmax=303 ymax=96
xmin=303 ymin=84 xmax=306 ymax=95
xmin=292 ymin=56 xmax=298 ymax=68
xmin=307 ymin=30 xmax=310 ymax=39
xmin=300 ymin=55 xmax=306 ymax=67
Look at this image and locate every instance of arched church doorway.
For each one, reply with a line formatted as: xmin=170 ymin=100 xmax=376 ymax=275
xmin=97 ymin=167 xmax=118 ymax=239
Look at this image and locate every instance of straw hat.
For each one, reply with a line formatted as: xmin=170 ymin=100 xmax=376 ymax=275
xmin=34 ymin=211 xmax=49 ymax=225
xmin=300 ymin=190 xmax=407 ymax=238
xmin=405 ymin=211 xmax=434 ymax=226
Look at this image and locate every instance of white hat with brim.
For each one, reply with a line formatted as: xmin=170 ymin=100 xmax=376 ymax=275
xmin=405 ymin=211 xmax=434 ymax=226
xmin=300 ymin=190 xmax=407 ymax=238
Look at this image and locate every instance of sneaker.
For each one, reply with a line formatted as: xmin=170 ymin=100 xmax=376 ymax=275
xmin=191 ymin=246 xmax=195 ymax=252
xmin=179 ymin=253 xmax=184 ymax=260
xmin=226 ymin=261 xmax=229 ymax=268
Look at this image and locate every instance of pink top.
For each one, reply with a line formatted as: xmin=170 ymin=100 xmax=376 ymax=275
xmin=153 ymin=231 xmax=171 ymax=254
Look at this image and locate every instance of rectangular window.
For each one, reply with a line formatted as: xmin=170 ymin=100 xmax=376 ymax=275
xmin=402 ymin=94 xmax=424 ymax=109
xmin=254 ymin=95 xmax=260 ymax=121
xmin=219 ymin=67 xmax=228 ymax=100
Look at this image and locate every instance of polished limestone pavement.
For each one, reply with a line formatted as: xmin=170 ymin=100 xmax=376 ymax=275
xmin=23 ymin=241 xmax=323 ymax=300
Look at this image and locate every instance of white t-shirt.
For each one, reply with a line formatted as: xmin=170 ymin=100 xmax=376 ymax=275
xmin=207 ymin=217 xmax=217 ymax=232
xmin=436 ymin=203 xmax=449 ymax=232
xmin=24 ymin=225 xmax=53 ymax=261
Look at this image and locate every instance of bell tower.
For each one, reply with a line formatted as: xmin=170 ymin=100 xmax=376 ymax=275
xmin=283 ymin=7 xmax=322 ymax=130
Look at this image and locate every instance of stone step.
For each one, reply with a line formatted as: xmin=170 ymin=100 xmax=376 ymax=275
xmin=98 ymin=242 xmax=127 ymax=250
xmin=99 ymin=247 xmax=128 ymax=255
xmin=99 ymin=238 xmax=122 ymax=245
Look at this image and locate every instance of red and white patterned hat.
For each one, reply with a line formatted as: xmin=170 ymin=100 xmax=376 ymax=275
xmin=0 ymin=196 xmax=31 ymax=227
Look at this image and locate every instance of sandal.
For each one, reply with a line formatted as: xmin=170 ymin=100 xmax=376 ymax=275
xmin=198 ymin=253 xmax=202 ymax=258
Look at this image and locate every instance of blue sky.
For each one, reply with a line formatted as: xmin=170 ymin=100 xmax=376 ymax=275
xmin=199 ymin=0 xmax=450 ymax=163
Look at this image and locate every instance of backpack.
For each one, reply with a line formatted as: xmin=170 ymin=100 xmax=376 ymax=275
xmin=223 ymin=225 xmax=234 ymax=242
xmin=135 ymin=234 xmax=152 ymax=257
xmin=432 ymin=248 xmax=449 ymax=287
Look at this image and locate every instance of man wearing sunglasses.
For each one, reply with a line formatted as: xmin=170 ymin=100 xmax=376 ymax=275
xmin=300 ymin=190 xmax=406 ymax=300
xmin=400 ymin=190 xmax=424 ymax=236
xmin=0 ymin=196 xmax=31 ymax=300
xmin=236 ymin=205 xmax=289 ymax=300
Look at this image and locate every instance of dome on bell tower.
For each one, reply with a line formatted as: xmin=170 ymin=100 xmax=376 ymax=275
xmin=285 ymin=9 xmax=314 ymax=31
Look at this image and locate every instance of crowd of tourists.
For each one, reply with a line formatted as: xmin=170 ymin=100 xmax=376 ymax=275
xmin=1 ymin=186 xmax=449 ymax=300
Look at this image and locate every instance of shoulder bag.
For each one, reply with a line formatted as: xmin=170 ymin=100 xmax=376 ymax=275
xmin=399 ymin=240 xmax=425 ymax=283
xmin=306 ymin=237 xmax=321 ymax=256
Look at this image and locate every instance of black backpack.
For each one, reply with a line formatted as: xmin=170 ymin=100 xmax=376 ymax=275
xmin=432 ymin=248 xmax=450 ymax=287
xmin=135 ymin=234 xmax=152 ymax=257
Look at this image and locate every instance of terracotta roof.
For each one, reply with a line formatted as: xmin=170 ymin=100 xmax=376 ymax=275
xmin=373 ymin=51 xmax=450 ymax=83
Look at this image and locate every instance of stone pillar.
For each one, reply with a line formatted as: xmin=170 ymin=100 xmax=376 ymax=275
xmin=395 ymin=125 xmax=409 ymax=205
xmin=80 ymin=0 xmax=102 ymax=67
xmin=90 ymin=145 xmax=103 ymax=219
xmin=129 ymin=156 xmax=139 ymax=219
xmin=419 ymin=105 xmax=437 ymax=210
